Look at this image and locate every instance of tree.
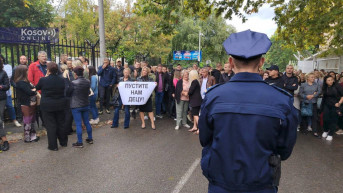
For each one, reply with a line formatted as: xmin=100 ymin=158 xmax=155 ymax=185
xmin=54 ymin=0 xmax=100 ymax=43
xmin=264 ymin=34 xmax=296 ymax=71
xmin=171 ymin=15 xmax=236 ymax=66
xmin=136 ymin=0 xmax=343 ymax=55
xmin=135 ymin=0 xmax=266 ymax=34
xmin=106 ymin=1 xmax=172 ymax=64
xmin=0 ymin=0 xmax=54 ymax=27
xmin=274 ymin=0 xmax=343 ymax=56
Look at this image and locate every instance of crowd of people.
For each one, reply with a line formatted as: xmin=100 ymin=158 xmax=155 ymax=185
xmin=262 ymin=64 xmax=343 ymax=141
xmin=0 ymin=50 xmax=342 ymax=152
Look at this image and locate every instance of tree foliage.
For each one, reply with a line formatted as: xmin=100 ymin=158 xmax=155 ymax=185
xmin=135 ymin=0 xmax=343 ymax=55
xmin=105 ymin=1 xmax=172 ymax=64
xmin=171 ymin=15 xmax=236 ymax=65
xmin=0 ymin=0 xmax=54 ymax=27
xmin=274 ymin=0 xmax=343 ymax=56
xmin=135 ymin=0 xmax=266 ymax=34
xmin=54 ymin=0 xmax=101 ymax=43
xmin=264 ymin=34 xmax=296 ymax=71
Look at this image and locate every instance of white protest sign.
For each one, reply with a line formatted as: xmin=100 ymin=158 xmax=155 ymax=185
xmin=118 ymin=82 xmax=157 ymax=105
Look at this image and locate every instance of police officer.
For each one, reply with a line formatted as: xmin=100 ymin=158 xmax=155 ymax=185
xmin=199 ymin=30 xmax=298 ymax=193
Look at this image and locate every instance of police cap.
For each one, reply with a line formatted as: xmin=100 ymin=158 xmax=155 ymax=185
xmin=223 ymin=30 xmax=272 ymax=60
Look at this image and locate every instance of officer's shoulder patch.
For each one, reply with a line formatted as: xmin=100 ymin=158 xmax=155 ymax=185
xmin=271 ymin=85 xmax=292 ymax=98
xmin=205 ymin=83 xmax=224 ymax=95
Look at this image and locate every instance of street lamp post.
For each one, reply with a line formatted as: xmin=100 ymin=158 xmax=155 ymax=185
xmin=198 ymin=30 xmax=203 ymax=66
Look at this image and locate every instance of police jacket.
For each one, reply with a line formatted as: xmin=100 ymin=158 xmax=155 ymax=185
xmin=68 ymin=77 xmax=90 ymax=109
xmin=199 ymin=72 xmax=298 ymax=192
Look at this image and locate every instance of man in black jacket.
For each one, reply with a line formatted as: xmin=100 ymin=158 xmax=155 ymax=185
xmin=265 ymin=65 xmax=285 ymax=89
xmin=211 ymin=63 xmax=222 ymax=83
xmin=282 ymin=65 xmax=298 ymax=95
xmin=219 ymin=63 xmax=235 ymax=83
xmin=155 ymin=65 xmax=167 ymax=118
xmin=162 ymin=66 xmax=170 ymax=114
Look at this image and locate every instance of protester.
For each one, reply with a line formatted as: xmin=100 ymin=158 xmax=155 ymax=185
xmin=137 ymin=67 xmax=156 ymax=130
xmin=211 ymin=63 xmax=222 ymax=83
xmin=88 ymin=66 xmax=99 ymax=125
xmin=283 ymin=65 xmax=299 ymax=95
xmin=162 ymin=65 xmax=170 ymax=115
xmin=173 ymin=70 xmax=181 ymax=88
xmin=219 ymin=63 xmax=235 ymax=83
xmin=155 ymin=65 xmax=167 ymax=119
xmin=36 ymin=62 xmax=67 ymax=151
xmin=321 ymin=75 xmax=343 ymax=141
xmin=262 ymin=71 xmax=269 ymax=80
xmin=169 ymin=70 xmax=181 ymax=119
xmin=60 ymin=64 xmax=74 ymax=135
xmin=28 ymin=51 xmax=48 ymax=85
xmin=299 ymin=73 xmax=306 ymax=85
xmin=59 ymin=54 xmax=68 ymax=66
xmin=28 ymin=51 xmax=48 ymax=126
xmin=79 ymin=56 xmax=89 ymax=79
xmin=188 ymin=70 xmax=202 ymax=134
xmin=98 ymin=58 xmax=117 ymax=114
xmin=199 ymin=67 xmax=216 ymax=99
xmin=0 ymin=55 xmax=22 ymax=127
xmin=12 ymin=55 xmax=28 ymax=122
xmin=0 ymin=57 xmax=10 ymax=151
xmin=265 ymin=65 xmax=285 ymax=89
xmin=133 ymin=62 xmax=142 ymax=80
xmin=173 ymin=70 xmax=191 ymax=130
xmin=112 ymin=68 xmax=131 ymax=129
xmin=66 ymin=58 xmax=75 ymax=81
xmin=14 ymin=65 xmax=39 ymax=143
xmin=299 ymin=72 xmax=321 ymax=137
xmin=328 ymin=71 xmax=336 ymax=80
xmin=192 ymin=64 xmax=199 ymax=72
xmin=68 ymin=66 xmax=93 ymax=148
xmin=114 ymin=58 xmax=124 ymax=82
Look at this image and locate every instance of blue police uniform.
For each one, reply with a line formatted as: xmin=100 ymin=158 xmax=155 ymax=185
xmin=199 ymin=30 xmax=298 ymax=193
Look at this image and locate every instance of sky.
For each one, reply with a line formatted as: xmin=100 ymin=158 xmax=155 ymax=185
xmin=226 ymin=4 xmax=277 ymax=37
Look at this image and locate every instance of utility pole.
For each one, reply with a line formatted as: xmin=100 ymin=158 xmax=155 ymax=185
xmin=98 ymin=0 xmax=106 ymax=62
xmin=198 ymin=30 xmax=201 ymax=66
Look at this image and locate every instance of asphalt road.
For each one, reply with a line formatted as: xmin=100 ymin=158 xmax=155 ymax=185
xmin=1 ymin=116 xmax=343 ymax=193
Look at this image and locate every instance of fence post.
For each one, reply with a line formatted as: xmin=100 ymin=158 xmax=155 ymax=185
xmin=47 ymin=43 xmax=52 ymax=61
xmin=91 ymin=45 xmax=96 ymax=67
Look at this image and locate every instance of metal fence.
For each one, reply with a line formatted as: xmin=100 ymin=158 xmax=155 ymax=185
xmin=0 ymin=39 xmax=107 ymax=67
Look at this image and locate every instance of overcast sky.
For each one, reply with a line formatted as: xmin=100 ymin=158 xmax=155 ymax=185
xmin=226 ymin=4 xmax=277 ymax=37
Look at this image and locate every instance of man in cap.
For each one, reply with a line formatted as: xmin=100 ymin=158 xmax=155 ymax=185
xmin=265 ymin=65 xmax=285 ymax=89
xmin=114 ymin=58 xmax=124 ymax=82
xmin=199 ymin=30 xmax=298 ymax=193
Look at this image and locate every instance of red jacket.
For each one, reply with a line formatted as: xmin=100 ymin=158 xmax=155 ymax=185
xmin=28 ymin=60 xmax=45 ymax=86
